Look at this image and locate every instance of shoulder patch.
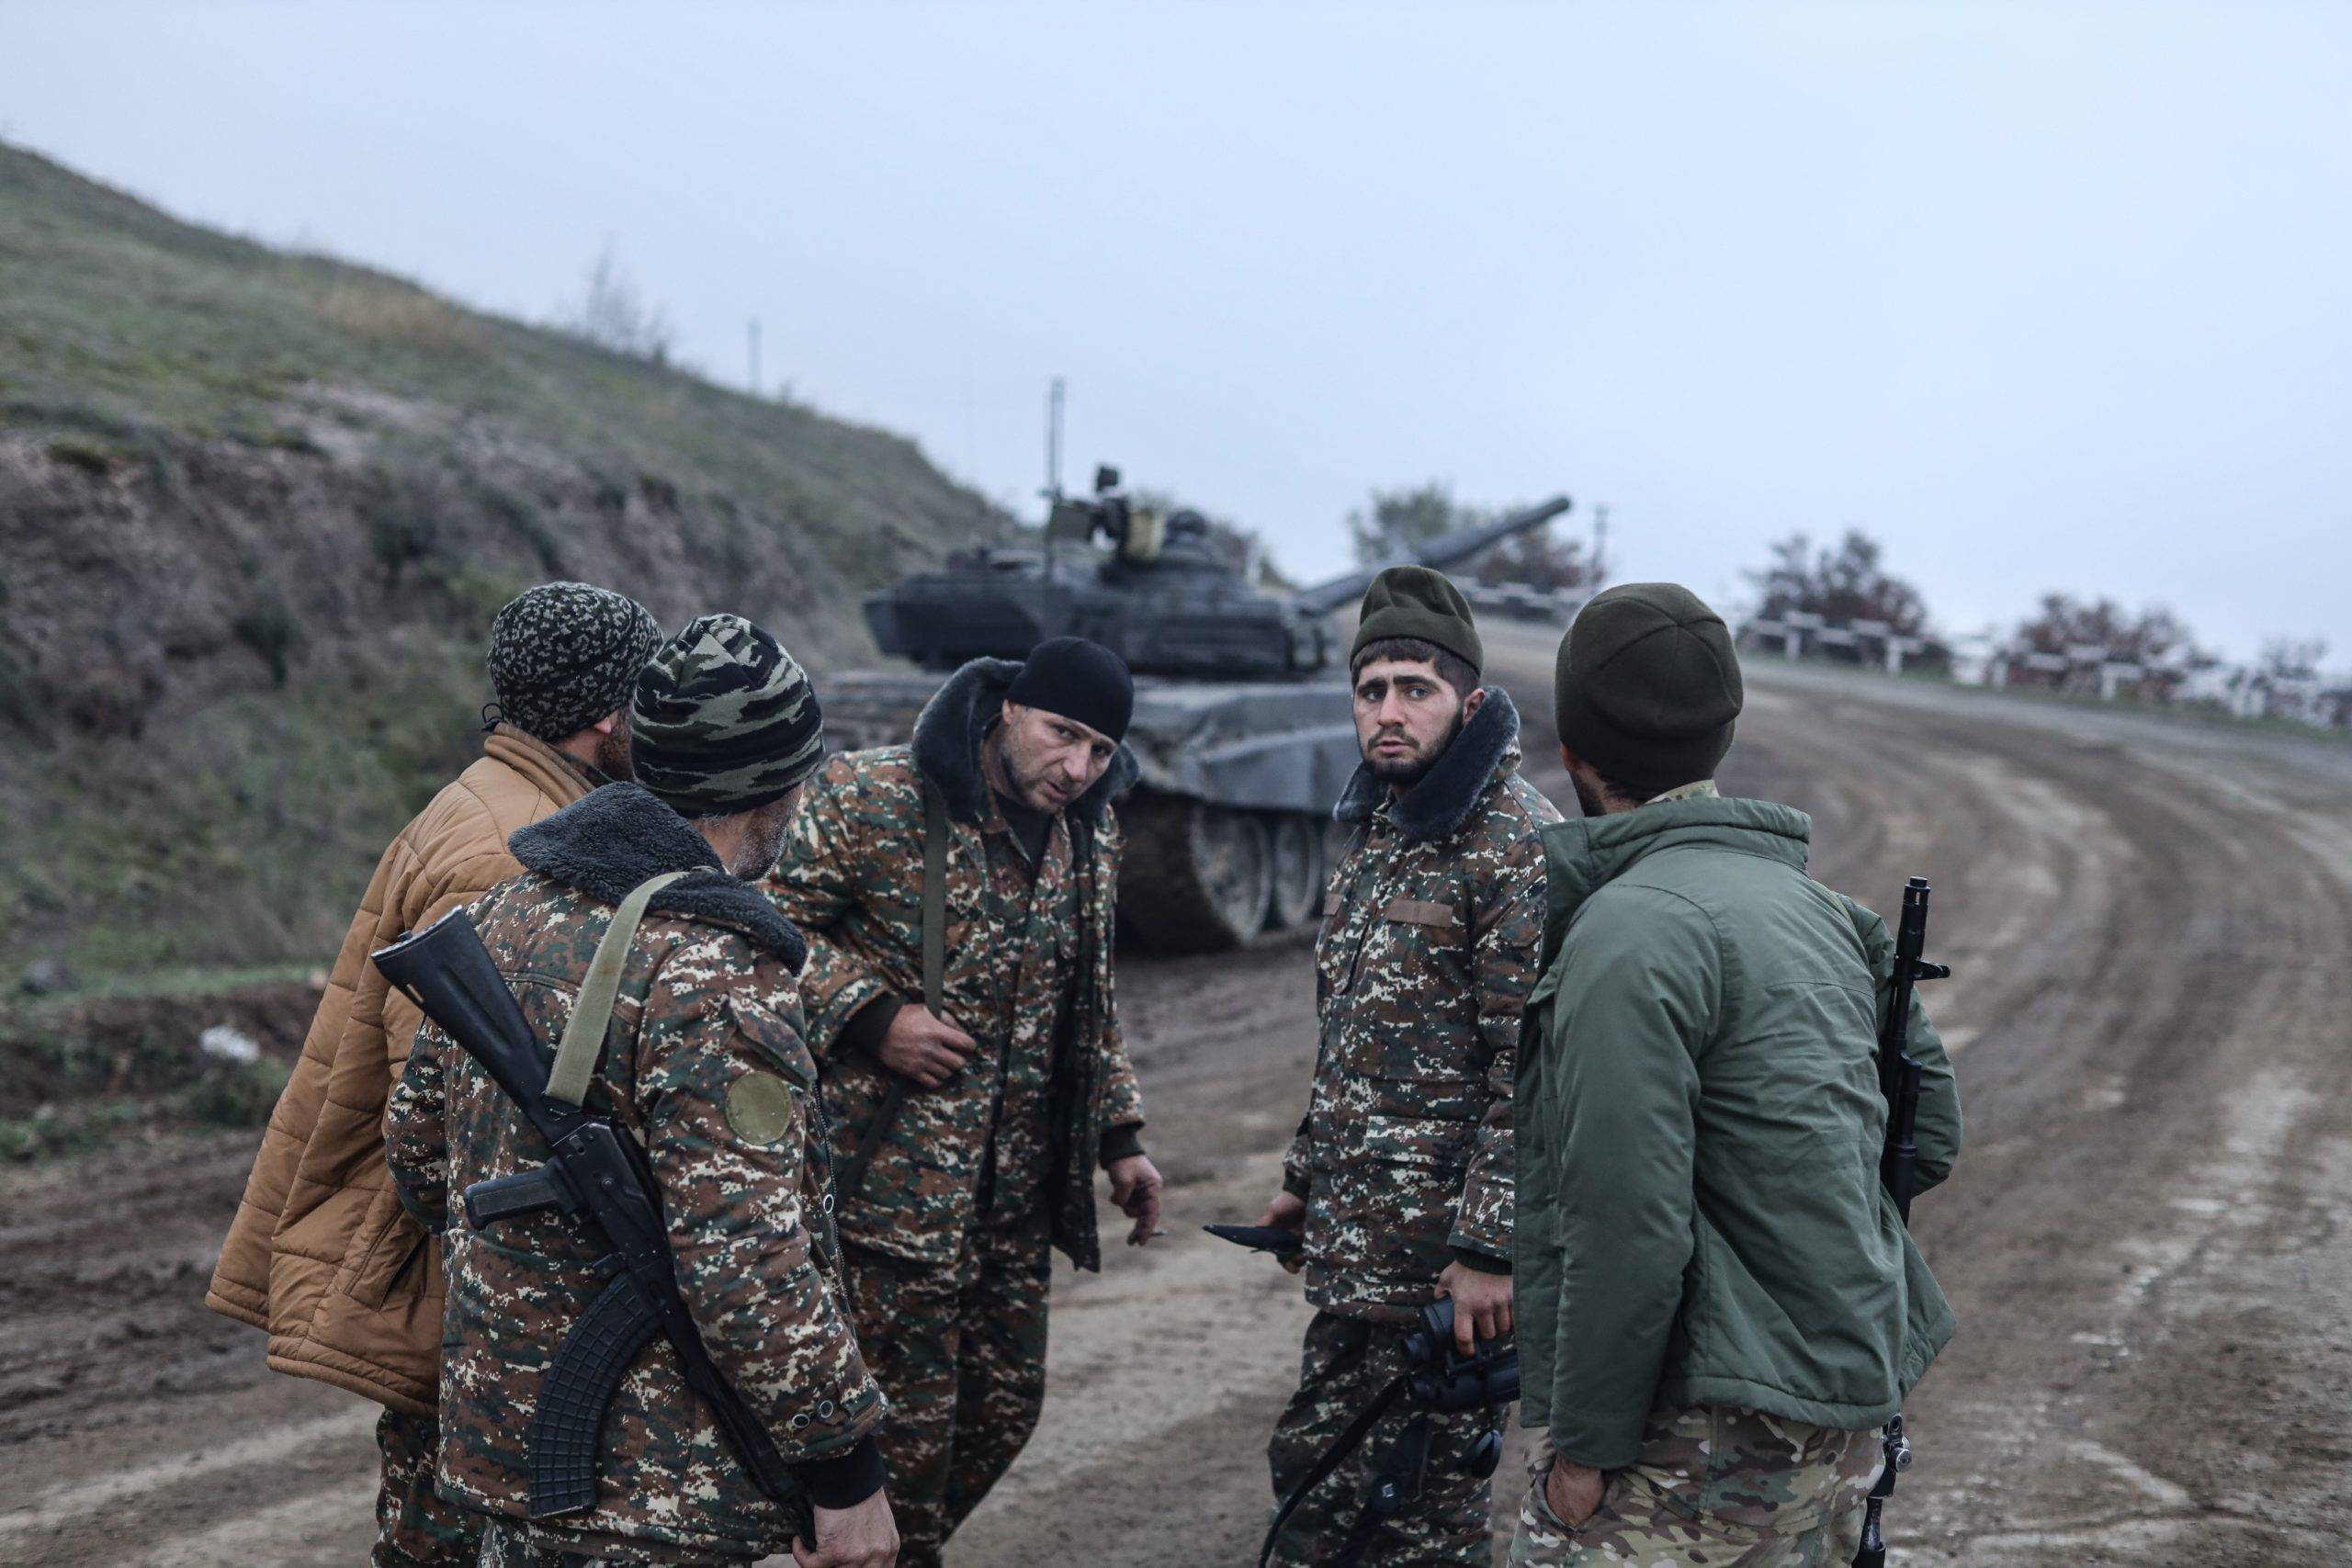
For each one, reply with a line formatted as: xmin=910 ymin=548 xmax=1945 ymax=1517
xmin=726 ymin=1069 xmax=800 ymax=1147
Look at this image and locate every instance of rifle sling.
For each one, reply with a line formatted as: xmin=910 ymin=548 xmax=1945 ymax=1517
xmin=545 ymin=871 xmax=688 ymax=1110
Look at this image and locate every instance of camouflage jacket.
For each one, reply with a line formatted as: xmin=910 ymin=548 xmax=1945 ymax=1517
xmin=764 ymin=658 xmax=1146 ymax=1272
xmin=384 ymin=784 xmax=886 ymax=1562
xmin=1284 ymin=689 xmax=1560 ymax=1320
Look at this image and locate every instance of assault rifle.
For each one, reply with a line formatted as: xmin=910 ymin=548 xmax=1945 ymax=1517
xmin=1261 ymin=1298 xmax=1516 ymax=1568
xmin=1853 ymin=877 xmax=1951 ymax=1568
xmin=373 ymin=907 xmax=816 ymax=1543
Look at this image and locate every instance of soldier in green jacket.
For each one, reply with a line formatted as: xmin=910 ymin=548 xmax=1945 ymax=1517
xmin=1512 ymin=583 xmax=1962 ymax=1566
xmin=763 ymin=637 xmax=1162 ymax=1568
xmin=1257 ymin=568 xmax=1561 ymax=1565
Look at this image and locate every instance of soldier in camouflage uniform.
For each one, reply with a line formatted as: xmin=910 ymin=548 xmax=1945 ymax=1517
xmin=1257 ymin=568 xmax=1561 ymax=1565
xmin=1513 ymin=585 xmax=1960 ymax=1565
xmin=764 ymin=637 xmax=1161 ymax=1568
xmin=386 ymin=615 xmax=899 ymax=1568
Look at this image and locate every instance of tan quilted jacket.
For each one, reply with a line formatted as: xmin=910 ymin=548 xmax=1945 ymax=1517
xmin=203 ymin=725 xmax=593 ymax=1415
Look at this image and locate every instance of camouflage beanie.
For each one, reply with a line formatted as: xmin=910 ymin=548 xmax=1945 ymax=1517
xmin=487 ymin=581 xmax=663 ymax=742
xmin=630 ymin=614 xmax=824 ymax=817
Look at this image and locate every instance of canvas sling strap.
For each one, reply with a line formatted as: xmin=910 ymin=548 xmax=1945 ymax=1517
xmin=835 ymin=779 xmax=948 ymax=1201
xmin=543 ymin=870 xmax=689 ymax=1109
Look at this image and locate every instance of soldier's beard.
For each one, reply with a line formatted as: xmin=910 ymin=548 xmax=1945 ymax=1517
xmin=1568 ymin=770 xmax=1609 ymax=819
xmin=1363 ymin=703 xmax=1466 ymax=787
xmin=594 ymin=710 xmax=635 ymax=782
xmin=996 ymin=730 xmax=1076 ymax=813
xmin=725 ymin=794 xmax=799 ymax=879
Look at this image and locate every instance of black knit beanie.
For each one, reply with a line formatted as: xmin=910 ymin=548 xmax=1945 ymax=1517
xmin=1005 ymin=637 xmax=1134 ymax=743
xmin=630 ymin=614 xmax=825 ymax=816
xmin=1554 ymin=582 xmax=1744 ymax=795
xmin=1351 ymin=566 xmax=1482 ymax=675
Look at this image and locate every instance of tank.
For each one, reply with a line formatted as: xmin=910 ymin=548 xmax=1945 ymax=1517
xmin=827 ymin=467 xmax=1571 ymax=951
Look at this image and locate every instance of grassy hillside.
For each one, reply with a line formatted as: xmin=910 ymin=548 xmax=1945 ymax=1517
xmin=0 ymin=141 xmax=1003 ymax=985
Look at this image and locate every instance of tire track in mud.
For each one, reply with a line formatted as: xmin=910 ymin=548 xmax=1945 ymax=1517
xmin=6 ymin=652 xmax=2349 ymax=1564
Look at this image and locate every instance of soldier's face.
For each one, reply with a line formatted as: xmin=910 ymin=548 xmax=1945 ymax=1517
xmin=997 ymin=702 xmax=1115 ymax=812
xmin=1353 ymin=658 xmax=1482 ymax=784
xmin=728 ymin=784 xmax=805 ymax=879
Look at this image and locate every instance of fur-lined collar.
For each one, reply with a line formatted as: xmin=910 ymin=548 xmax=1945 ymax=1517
xmin=910 ymin=657 xmax=1140 ymax=826
xmin=508 ymin=783 xmax=808 ymax=970
xmin=1332 ymin=686 xmax=1522 ymax=841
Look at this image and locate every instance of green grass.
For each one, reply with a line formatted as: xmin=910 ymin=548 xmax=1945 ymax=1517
xmin=0 ymin=141 xmax=1003 ymax=660
xmin=0 ymin=140 xmax=1013 ymax=989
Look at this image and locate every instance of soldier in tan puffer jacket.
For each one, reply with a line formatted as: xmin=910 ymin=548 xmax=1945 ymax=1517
xmin=205 ymin=581 xmax=662 ymax=1568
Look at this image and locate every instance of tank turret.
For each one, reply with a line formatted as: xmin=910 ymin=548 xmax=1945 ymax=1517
xmin=863 ymin=468 xmax=1568 ymax=678
xmin=834 ymin=471 xmax=1572 ymax=951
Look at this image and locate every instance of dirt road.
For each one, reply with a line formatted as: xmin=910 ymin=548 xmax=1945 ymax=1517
xmin=7 ymin=637 xmax=2349 ymax=1565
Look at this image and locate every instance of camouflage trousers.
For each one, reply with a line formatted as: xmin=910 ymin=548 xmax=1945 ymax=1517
xmin=839 ymin=1208 xmax=1054 ymax=1568
xmin=470 ymin=1517 xmax=748 ymax=1567
xmin=1265 ymin=1310 xmax=1508 ymax=1566
xmin=375 ymin=1407 xmax=481 ymax=1567
xmin=1510 ymin=1404 xmax=1883 ymax=1566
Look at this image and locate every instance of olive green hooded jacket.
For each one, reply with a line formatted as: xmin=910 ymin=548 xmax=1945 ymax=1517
xmin=1514 ymin=795 xmax=1961 ymax=1469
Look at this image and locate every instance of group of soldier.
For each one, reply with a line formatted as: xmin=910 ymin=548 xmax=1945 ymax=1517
xmin=209 ymin=562 xmax=1961 ymax=1567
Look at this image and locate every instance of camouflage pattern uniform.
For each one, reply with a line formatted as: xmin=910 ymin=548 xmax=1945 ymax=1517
xmin=1510 ymin=1406 xmax=1883 ymax=1566
xmin=764 ymin=657 xmax=1146 ymax=1566
xmin=385 ymin=784 xmax=886 ymax=1564
xmin=1269 ymin=689 xmax=1560 ymax=1565
xmin=375 ymin=1408 xmax=480 ymax=1566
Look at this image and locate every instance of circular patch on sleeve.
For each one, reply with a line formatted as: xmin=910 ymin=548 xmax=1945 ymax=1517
xmin=725 ymin=1069 xmax=799 ymax=1147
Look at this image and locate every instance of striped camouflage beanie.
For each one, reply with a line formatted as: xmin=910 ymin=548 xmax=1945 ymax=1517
xmin=630 ymin=614 xmax=824 ymax=817
xmin=487 ymin=581 xmax=663 ymax=741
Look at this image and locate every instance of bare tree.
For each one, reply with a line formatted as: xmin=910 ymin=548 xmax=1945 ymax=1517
xmin=1476 ymin=525 xmax=1600 ymax=593
xmin=1748 ymin=530 xmax=1929 ymax=636
xmin=563 ymin=243 xmax=675 ymax=364
xmin=2015 ymin=594 xmax=2195 ymax=665
xmin=1348 ymin=481 xmax=1599 ymax=592
xmin=1347 ymin=482 xmax=1459 ymax=564
xmin=2256 ymin=636 xmax=2328 ymax=681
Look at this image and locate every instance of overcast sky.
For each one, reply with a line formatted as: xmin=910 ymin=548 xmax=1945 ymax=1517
xmin=6 ymin=1 xmax=2347 ymax=661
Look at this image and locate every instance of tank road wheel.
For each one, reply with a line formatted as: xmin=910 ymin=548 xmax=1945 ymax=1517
xmin=1120 ymin=795 xmax=1273 ymax=953
xmin=1265 ymin=813 xmax=1325 ymax=931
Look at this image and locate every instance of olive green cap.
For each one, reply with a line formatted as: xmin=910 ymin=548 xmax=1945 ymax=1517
xmin=1553 ymin=582 xmax=1743 ymax=794
xmin=1350 ymin=565 xmax=1482 ymax=675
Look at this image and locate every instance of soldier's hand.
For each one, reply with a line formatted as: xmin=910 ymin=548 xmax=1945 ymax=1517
xmin=1107 ymin=1153 xmax=1163 ymax=1246
xmin=875 ymin=1004 xmax=977 ymax=1089
xmin=1255 ymin=1190 xmax=1307 ymax=1274
xmin=1544 ymin=1454 xmax=1607 ymax=1529
xmin=1434 ymin=1258 xmax=1514 ymax=1354
xmin=793 ymin=1488 xmax=899 ymax=1568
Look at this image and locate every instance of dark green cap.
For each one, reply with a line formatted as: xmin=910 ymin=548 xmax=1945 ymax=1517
xmin=1554 ymin=582 xmax=1743 ymax=794
xmin=1351 ymin=565 xmax=1482 ymax=675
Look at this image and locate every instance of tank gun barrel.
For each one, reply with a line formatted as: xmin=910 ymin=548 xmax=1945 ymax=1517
xmin=1290 ymin=494 xmax=1571 ymax=617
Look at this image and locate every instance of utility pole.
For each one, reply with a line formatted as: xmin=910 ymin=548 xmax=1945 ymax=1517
xmin=1592 ymin=503 xmax=1610 ymax=585
xmin=747 ymin=318 xmax=762 ymax=397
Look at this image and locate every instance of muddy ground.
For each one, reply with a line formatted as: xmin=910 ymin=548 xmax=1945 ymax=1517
xmin=6 ymin=630 xmax=2350 ymax=1565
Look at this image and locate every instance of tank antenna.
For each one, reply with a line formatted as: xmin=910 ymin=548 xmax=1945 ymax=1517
xmin=1042 ymin=377 xmax=1066 ymax=573
xmin=1044 ymin=377 xmax=1066 ymax=502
